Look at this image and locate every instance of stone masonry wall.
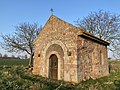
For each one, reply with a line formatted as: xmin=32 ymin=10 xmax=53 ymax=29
xmin=33 ymin=15 xmax=109 ymax=83
xmin=33 ymin=16 xmax=79 ymax=82
xmin=77 ymin=36 xmax=109 ymax=82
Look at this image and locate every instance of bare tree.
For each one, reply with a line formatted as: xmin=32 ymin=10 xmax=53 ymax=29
xmin=3 ymin=54 xmax=8 ymax=58
xmin=11 ymin=55 xmax=15 ymax=58
xmin=75 ymin=10 xmax=120 ymax=59
xmin=24 ymin=54 xmax=28 ymax=59
xmin=0 ymin=23 xmax=41 ymax=66
xmin=0 ymin=53 xmax=2 ymax=57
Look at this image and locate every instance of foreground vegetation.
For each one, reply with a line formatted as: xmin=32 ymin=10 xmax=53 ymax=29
xmin=0 ymin=59 xmax=120 ymax=90
xmin=0 ymin=66 xmax=75 ymax=90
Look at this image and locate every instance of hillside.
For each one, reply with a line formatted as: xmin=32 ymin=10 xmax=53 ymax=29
xmin=0 ymin=59 xmax=120 ymax=90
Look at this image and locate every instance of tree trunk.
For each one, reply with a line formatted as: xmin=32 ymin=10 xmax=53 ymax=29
xmin=29 ymin=53 xmax=34 ymax=67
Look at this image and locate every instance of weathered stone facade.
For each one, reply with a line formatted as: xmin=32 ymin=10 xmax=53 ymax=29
xmin=33 ymin=15 xmax=109 ymax=83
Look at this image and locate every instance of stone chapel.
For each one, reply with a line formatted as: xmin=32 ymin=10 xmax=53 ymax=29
xmin=32 ymin=15 xmax=109 ymax=83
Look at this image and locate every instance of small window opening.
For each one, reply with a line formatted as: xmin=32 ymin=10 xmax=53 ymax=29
xmin=38 ymin=54 xmax=40 ymax=57
xmin=68 ymin=52 xmax=71 ymax=56
xmin=100 ymin=51 xmax=104 ymax=65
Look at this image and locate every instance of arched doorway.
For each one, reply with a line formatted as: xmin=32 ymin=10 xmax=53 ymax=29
xmin=49 ymin=54 xmax=58 ymax=79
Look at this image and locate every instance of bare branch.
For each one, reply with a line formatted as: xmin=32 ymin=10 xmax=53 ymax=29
xmin=75 ymin=10 xmax=120 ymax=59
xmin=0 ymin=22 xmax=41 ymax=66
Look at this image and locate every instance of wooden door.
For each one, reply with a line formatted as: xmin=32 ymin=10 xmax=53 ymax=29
xmin=49 ymin=54 xmax=58 ymax=80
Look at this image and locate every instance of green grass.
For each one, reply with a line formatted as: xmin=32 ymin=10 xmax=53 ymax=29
xmin=0 ymin=65 xmax=75 ymax=90
xmin=0 ymin=59 xmax=120 ymax=90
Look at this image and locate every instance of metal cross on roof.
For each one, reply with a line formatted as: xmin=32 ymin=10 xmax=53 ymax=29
xmin=50 ymin=8 xmax=54 ymax=15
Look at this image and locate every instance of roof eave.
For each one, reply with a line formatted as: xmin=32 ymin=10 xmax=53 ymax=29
xmin=79 ymin=32 xmax=110 ymax=46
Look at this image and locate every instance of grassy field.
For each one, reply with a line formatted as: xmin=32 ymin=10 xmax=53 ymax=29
xmin=0 ymin=58 xmax=29 ymax=66
xmin=0 ymin=59 xmax=120 ymax=90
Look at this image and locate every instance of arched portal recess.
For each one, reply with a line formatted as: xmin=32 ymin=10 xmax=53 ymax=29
xmin=49 ymin=54 xmax=58 ymax=79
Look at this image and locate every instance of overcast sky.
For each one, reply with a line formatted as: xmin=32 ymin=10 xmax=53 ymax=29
xmin=0 ymin=0 xmax=120 ymax=57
